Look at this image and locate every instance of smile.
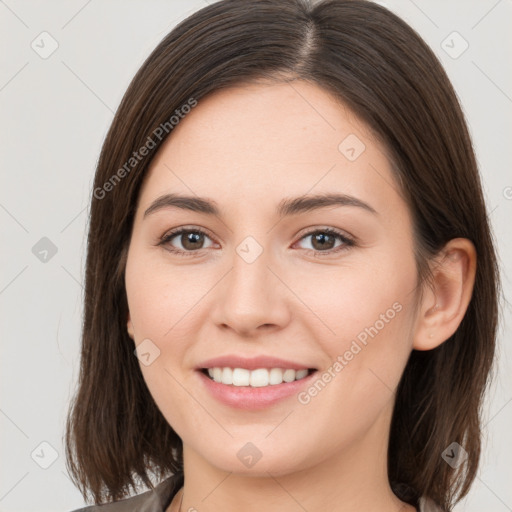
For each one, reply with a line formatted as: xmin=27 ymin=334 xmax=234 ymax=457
xmin=197 ymin=364 xmax=319 ymax=410
xmin=203 ymin=367 xmax=314 ymax=387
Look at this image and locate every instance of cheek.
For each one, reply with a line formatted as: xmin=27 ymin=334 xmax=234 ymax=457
xmin=298 ymin=247 xmax=417 ymax=343
xmin=125 ymin=268 xmax=168 ymax=339
xmin=125 ymin=245 xmax=200 ymax=340
xmin=300 ymin=248 xmax=418 ymax=399
xmin=291 ymin=280 xmax=417 ymax=452
xmin=125 ymin=249 xmax=201 ymax=431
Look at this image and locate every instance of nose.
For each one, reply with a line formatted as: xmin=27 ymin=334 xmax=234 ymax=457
xmin=211 ymin=244 xmax=291 ymax=337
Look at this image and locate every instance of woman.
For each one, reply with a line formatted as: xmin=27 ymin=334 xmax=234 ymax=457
xmin=65 ymin=1 xmax=500 ymax=511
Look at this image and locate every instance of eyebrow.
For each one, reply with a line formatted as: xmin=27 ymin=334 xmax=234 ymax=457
xmin=143 ymin=192 xmax=378 ymax=219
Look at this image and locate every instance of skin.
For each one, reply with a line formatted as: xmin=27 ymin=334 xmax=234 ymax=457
xmin=125 ymin=80 xmax=476 ymax=512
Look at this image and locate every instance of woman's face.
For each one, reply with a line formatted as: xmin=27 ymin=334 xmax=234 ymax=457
xmin=125 ymin=80 xmax=421 ymax=476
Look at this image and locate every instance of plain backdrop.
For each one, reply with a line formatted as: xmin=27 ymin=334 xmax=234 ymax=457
xmin=1 ymin=1 xmax=511 ymax=511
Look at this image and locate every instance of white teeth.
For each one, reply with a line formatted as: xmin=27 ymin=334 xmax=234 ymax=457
xmin=283 ymin=369 xmax=296 ymax=383
xmin=250 ymin=368 xmax=269 ymax=387
xmin=295 ymin=369 xmax=309 ymax=380
xmin=205 ymin=367 xmax=311 ymax=387
xmin=213 ymin=367 xmax=222 ymax=382
xmin=269 ymin=368 xmax=283 ymax=385
xmin=232 ymin=368 xmax=250 ymax=386
xmin=222 ymin=367 xmax=233 ymax=385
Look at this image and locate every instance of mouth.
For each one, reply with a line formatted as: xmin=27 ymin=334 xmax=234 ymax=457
xmin=200 ymin=367 xmax=317 ymax=387
xmin=197 ymin=366 xmax=318 ymax=409
xmin=194 ymin=355 xmax=319 ymax=409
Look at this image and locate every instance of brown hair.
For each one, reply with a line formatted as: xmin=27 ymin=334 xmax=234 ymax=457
xmin=65 ymin=0 xmax=500 ymax=510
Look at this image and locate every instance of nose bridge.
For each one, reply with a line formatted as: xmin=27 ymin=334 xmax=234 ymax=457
xmin=229 ymin=237 xmax=274 ymax=307
xmin=214 ymin=235 xmax=287 ymax=332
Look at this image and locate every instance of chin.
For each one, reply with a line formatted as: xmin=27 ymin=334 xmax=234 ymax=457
xmin=195 ymin=440 xmax=313 ymax=477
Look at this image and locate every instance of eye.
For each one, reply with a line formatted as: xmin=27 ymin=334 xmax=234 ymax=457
xmin=159 ymin=227 xmax=215 ymax=257
xmin=158 ymin=226 xmax=355 ymax=257
xmin=294 ymin=228 xmax=355 ymax=255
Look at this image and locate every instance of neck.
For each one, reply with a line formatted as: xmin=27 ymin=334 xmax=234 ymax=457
xmin=172 ymin=406 xmax=415 ymax=512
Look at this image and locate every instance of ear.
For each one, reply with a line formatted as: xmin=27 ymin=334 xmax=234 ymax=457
xmin=127 ymin=312 xmax=135 ymax=340
xmin=413 ymin=238 xmax=477 ymax=351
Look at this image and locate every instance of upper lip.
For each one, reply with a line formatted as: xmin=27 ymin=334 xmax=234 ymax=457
xmin=196 ymin=355 xmax=316 ymax=371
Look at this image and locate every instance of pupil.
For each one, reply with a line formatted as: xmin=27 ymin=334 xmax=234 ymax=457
xmin=183 ymin=232 xmax=203 ymax=249
xmin=313 ymin=233 xmax=334 ymax=250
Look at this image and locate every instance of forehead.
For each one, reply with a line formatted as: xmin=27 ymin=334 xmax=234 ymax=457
xmin=137 ymin=80 xmax=405 ymax=223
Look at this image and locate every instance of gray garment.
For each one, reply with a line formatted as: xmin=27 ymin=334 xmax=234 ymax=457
xmin=69 ymin=473 xmax=184 ymax=512
xmin=69 ymin=473 xmax=442 ymax=512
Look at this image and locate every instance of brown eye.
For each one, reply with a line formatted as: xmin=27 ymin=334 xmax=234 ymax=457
xmin=310 ymin=232 xmax=337 ymax=251
xmin=296 ymin=228 xmax=354 ymax=254
xmin=178 ymin=231 xmax=205 ymax=250
xmin=160 ymin=228 xmax=215 ymax=256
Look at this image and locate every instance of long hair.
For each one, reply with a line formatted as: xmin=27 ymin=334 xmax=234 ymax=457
xmin=64 ymin=1 xmax=500 ymax=509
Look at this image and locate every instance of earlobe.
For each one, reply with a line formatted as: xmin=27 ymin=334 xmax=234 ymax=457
xmin=413 ymin=238 xmax=477 ymax=351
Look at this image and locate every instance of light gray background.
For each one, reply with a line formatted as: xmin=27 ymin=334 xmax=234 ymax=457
xmin=1 ymin=1 xmax=511 ymax=511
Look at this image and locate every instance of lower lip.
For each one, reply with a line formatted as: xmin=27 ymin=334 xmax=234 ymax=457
xmin=196 ymin=370 xmax=317 ymax=410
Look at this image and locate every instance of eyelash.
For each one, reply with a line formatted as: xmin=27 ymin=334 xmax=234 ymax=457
xmin=158 ymin=226 xmax=355 ymax=258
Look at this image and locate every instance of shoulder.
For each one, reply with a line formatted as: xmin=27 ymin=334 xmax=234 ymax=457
xmin=68 ymin=473 xmax=184 ymax=512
